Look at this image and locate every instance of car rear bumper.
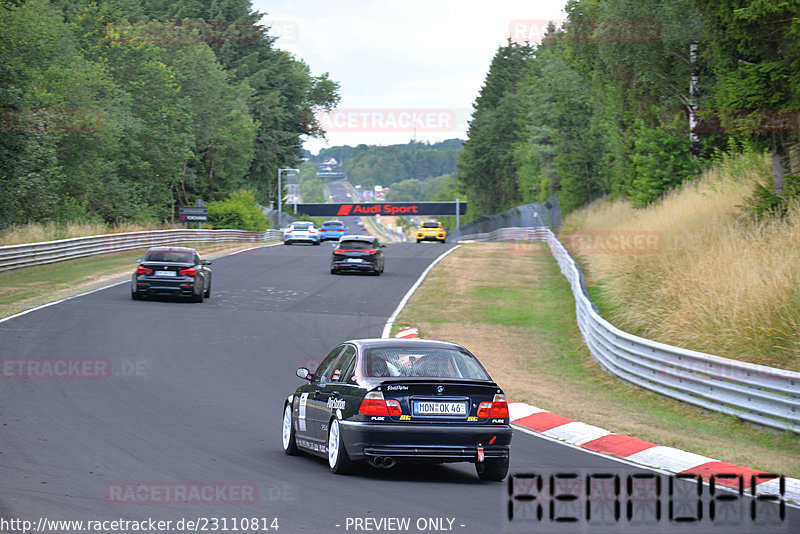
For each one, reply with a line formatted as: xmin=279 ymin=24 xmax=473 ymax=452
xmin=339 ymin=420 xmax=512 ymax=463
xmin=417 ymin=235 xmax=445 ymax=241
xmin=134 ymin=278 xmax=197 ymax=296
xmin=332 ymin=260 xmax=379 ymax=272
xmin=285 ymin=237 xmax=319 ymax=243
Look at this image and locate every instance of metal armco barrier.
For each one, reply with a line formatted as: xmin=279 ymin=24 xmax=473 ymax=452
xmin=0 ymin=229 xmax=282 ymax=273
xmin=458 ymin=227 xmax=800 ymax=434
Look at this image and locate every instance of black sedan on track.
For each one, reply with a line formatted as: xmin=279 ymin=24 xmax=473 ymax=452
xmin=131 ymin=246 xmax=212 ymax=302
xmin=330 ymin=235 xmax=385 ymax=275
xmin=281 ymin=338 xmax=512 ymax=480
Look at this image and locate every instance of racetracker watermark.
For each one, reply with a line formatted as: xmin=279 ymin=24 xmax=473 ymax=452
xmin=560 ymin=231 xmax=663 ymax=255
xmin=315 ymin=108 xmax=457 ymax=133
xmin=509 ymin=19 xmax=662 ymax=44
xmin=266 ymin=19 xmax=300 ymax=43
xmin=0 ymin=108 xmax=103 ymax=133
xmin=105 ymin=20 xmax=260 ymax=45
xmin=1 ymin=357 xmax=111 ymax=380
xmin=104 ymin=482 xmax=258 ymax=505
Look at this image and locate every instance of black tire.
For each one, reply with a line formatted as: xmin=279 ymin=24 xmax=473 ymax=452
xmin=281 ymin=403 xmax=299 ymax=456
xmin=313 ymin=241 xmax=321 ymax=246
xmin=204 ymin=282 xmax=211 ymax=298
xmin=327 ymin=419 xmax=354 ymax=474
xmin=475 ymin=457 xmax=509 ymax=481
xmin=331 ymin=268 xmax=338 ymax=275
xmin=192 ymin=291 xmax=204 ymax=303
xmin=284 ymin=241 xmax=290 ymax=245
xmin=416 ymin=239 xmax=421 ymax=243
xmin=131 ymin=291 xmax=142 ymax=300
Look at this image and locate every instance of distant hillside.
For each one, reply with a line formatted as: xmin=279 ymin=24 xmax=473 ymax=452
xmin=307 ymin=140 xmax=463 ymax=189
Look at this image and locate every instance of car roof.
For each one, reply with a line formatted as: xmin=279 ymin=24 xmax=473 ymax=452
xmin=322 ymin=220 xmax=344 ymax=225
xmin=342 ymin=338 xmax=466 ymax=352
xmin=145 ymin=246 xmax=197 ymax=253
xmin=338 ymin=234 xmax=379 ymax=242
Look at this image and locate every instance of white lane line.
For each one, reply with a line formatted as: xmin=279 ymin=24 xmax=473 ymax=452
xmin=381 ymin=245 xmax=462 ymax=338
xmin=0 ymin=243 xmax=279 ymax=324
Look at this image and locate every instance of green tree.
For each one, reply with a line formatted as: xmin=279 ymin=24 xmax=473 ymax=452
xmin=697 ymin=0 xmax=800 ymax=196
xmin=457 ymin=41 xmax=536 ymax=216
xmin=629 ymin=117 xmax=701 ymax=206
xmin=206 ymin=189 xmax=266 ymax=230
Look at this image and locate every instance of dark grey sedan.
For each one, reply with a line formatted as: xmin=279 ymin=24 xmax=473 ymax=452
xmin=330 ymin=235 xmax=385 ymax=275
xmin=131 ymin=246 xmax=212 ymax=302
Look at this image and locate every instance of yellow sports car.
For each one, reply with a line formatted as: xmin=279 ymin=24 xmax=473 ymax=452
xmin=416 ymin=221 xmax=446 ymax=243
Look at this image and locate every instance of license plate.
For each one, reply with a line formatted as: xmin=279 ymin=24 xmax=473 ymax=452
xmin=155 ymin=270 xmax=176 ymax=277
xmin=347 ymin=258 xmax=364 ymax=263
xmin=412 ymin=401 xmax=467 ymax=416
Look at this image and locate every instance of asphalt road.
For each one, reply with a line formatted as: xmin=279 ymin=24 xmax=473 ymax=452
xmin=0 ymin=243 xmax=795 ymax=533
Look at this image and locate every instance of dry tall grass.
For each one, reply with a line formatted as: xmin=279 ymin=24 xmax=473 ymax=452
xmin=0 ymin=221 xmax=180 ymax=246
xmin=562 ymin=152 xmax=800 ymax=370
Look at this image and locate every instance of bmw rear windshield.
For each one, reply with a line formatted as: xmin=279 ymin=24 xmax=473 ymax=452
xmin=323 ymin=221 xmax=344 ymax=227
xmin=365 ymin=347 xmax=490 ymax=380
xmin=143 ymin=250 xmax=193 ymax=263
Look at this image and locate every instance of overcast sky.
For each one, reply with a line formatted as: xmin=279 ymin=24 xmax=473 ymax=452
xmin=253 ymin=0 xmax=567 ymax=154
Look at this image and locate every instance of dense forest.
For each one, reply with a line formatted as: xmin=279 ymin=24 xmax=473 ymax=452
xmin=458 ymin=0 xmax=800 ymax=218
xmin=0 ymin=0 xmax=339 ymax=229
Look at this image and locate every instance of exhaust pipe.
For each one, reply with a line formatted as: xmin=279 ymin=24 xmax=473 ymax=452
xmin=370 ymin=456 xmax=396 ymax=469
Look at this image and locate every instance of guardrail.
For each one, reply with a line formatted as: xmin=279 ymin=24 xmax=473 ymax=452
xmin=457 ymin=227 xmax=800 ymax=434
xmin=0 ymin=229 xmax=283 ymax=273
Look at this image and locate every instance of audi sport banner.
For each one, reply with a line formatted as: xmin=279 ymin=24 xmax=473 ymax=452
xmin=294 ymin=202 xmax=467 ymax=217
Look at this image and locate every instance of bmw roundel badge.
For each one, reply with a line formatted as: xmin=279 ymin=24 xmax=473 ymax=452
xmin=437 ymin=385 xmax=444 ymax=395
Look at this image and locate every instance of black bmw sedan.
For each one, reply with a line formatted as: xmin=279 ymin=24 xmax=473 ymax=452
xmin=131 ymin=246 xmax=212 ymax=302
xmin=330 ymin=235 xmax=385 ymax=275
xmin=281 ymin=338 xmax=512 ymax=480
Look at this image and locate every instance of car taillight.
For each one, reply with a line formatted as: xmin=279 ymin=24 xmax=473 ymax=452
xmin=477 ymin=394 xmax=509 ymax=418
xmin=136 ymin=266 xmax=153 ymax=274
xmin=359 ymin=391 xmax=402 ymax=416
xmin=178 ymin=267 xmax=197 ymax=276
xmin=334 ymin=249 xmax=346 ymax=253
xmin=363 ymin=250 xmax=378 ymax=255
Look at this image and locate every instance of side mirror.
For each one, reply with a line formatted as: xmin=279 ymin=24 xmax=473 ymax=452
xmin=136 ymin=258 xmax=143 ymax=263
xmin=296 ymin=368 xmax=312 ymax=381
xmin=201 ymin=260 xmax=212 ymax=265
xmin=381 ymin=244 xmax=386 ymax=248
